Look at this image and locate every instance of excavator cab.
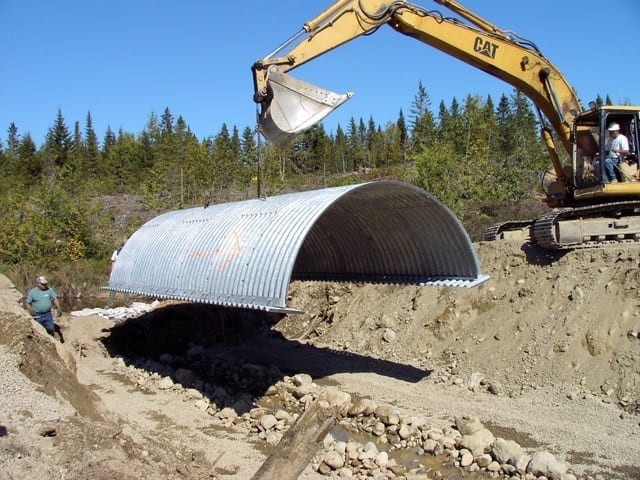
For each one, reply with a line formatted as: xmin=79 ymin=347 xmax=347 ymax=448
xmin=572 ymin=107 xmax=640 ymax=190
xmin=257 ymin=71 xmax=353 ymax=145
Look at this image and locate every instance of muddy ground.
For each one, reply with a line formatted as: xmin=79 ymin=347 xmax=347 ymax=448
xmin=0 ymin=239 xmax=639 ymax=479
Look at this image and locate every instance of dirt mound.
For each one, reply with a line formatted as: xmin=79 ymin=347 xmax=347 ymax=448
xmin=280 ymin=240 xmax=640 ymax=410
xmin=1 ymin=240 xmax=639 ymax=479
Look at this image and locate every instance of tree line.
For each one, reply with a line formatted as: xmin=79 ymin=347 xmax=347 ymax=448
xmin=0 ymin=82 xmax=554 ymax=282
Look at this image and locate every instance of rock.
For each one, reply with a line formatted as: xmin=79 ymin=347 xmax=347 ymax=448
xmin=337 ymin=467 xmax=353 ymax=478
xmin=439 ymin=435 xmax=456 ymax=450
xmin=334 ymin=441 xmax=347 ymax=456
xmin=291 ymin=383 xmax=317 ymax=399
xmin=513 ymin=453 xmax=531 ymax=474
xmin=398 ymin=423 xmax=411 ymax=439
xmin=360 ymin=442 xmax=378 ymax=460
xmin=259 ymin=414 xmax=278 ymax=431
xmin=488 ymin=381 xmax=503 ymax=395
xmin=493 ymin=437 xmax=524 ymax=464
xmin=455 ymin=416 xmax=484 ymax=435
xmin=265 ymin=431 xmax=280 ymax=446
xmin=194 ymin=399 xmax=209 ymax=411
xmin=527 ymin=451 xmax=568 ymax=479
xmin=476 ymin=453 xmax=492 ymax=467
xmin=382 ymin=328 xmax=396 ymax=342
xmin=372 ymin=422 xmax=386 ymax=436
xmin=408 ymin=415 xmax=428 ymax=429
xmin=157 ymin=376 xmax=174 ymax=390
xmin=328 ymin=295 xmax=340 ymax=305
xmin=374 ymin=404 xmax=395 ymax=423
xmin=459 ymin=428 xmax=495 ymax=456
xmin=467 ymin=372 xmax=484 ymax=391
xmin=348 ymin=398 xmax=377 ymax=416
xmin=375 ymin=451 xmax=389 ymax=468
xmin=460 ymin=450 xmax=474 ymax=467
xmin=346 ymin=441 xmax=360 ymax=460
xmin=292 ymin=373 xmax=313 ymax=386
xmin=216 ymin=407 xmax=237 ymax=421
xmin=423 ymin=439 xmax=437 ymax=453
xmin=320 ymin=387 xmax=351 ymax=409
xmin=274 ymin=409 xmax=292 ymax=424
xmin=185 ymin=388 xmax=203 ymax=400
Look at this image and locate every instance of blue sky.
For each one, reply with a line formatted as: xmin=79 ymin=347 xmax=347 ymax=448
xmin=1 ymin=1 xmax=639 ymax=147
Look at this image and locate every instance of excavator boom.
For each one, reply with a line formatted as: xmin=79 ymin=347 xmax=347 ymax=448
xmin=252 ymin=0 xmax=581 ymax=172
xmin=252 ymin=0 xmax=640 ymax=250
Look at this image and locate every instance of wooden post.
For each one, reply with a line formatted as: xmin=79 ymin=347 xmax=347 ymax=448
xmin=250 ymin=399 xmax=342 ymax=480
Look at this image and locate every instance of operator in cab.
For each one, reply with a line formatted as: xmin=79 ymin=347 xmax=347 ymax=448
xmin=603 ymin=122 xmax=630 ymax=183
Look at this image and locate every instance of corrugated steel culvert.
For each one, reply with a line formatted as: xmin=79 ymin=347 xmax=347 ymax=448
xmin=106 ymin=181 xmax=488 ymax=313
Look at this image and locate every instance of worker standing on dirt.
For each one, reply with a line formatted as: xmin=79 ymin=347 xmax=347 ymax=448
xmin=24 ymin=276 xmax=62 ymax=337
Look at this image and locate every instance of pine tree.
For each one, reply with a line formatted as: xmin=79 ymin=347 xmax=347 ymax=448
xmin=395 ymin=109 xmax=408 ymax=163
xmin=495 ymin=93 xmax=513 ymax=160
xmin=63 ymin=120 xmax=87 ymax=188
xmin=18 ymin=133 xmax=39 ymax=177
xmin=85 ymin=112 xmax=100 ymax=175
xmin=45 ymin=108 xmax=72 ymax=168
xmin=334 ymin=125 xmax=348 ymax=174
xmin=240 ymin=127 xmax=257 ymax=168
xmin=103 ymin=126 xmax=116 ymax=154
xmin=409 ymin=81 xmax=436 ymax=151
xmin=7 ymin=123 xmax=20 ymax=159
xmin=160 ymin=107 xmax=174 ymax=137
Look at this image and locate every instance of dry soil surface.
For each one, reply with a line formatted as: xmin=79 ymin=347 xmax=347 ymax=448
xmin=1 ymin=239 xmax=639 ymax=479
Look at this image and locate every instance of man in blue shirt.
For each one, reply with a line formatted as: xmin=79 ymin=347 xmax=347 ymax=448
xmin=24 ymin=276 xmax=62 ymax=336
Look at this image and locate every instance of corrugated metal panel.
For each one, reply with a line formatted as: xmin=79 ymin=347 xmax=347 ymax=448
xmin=106 ymin=181 xmax=489 ymax=313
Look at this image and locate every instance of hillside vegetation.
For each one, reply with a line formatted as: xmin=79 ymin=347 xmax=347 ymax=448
xmin=2 ymin=87 xmax=552 ymax=298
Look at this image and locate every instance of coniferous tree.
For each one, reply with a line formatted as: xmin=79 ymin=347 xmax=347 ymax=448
xmin=395 ymin=109 xmax=408 ymax=163
xmin=595 ymin=95 xmax=604 ymax=108
xmin=409 ymin=81 xmax=436 ymax=152
xmin=506 ymin=90 xmax=545 ymax=200
xmin=18 ymin=133 xmax=40 ymax=177
xmin=495 ymin=94 xmax=513 ymax=161
xmin=45 ymin=108 xmax=72 ymax=168
xmin=85 ymin=112 xmax=100 ymax=175
xmin=103 ymin=126 xmax=116 ymax=154
xmin=63 ymin=120 xmax=86 ymax=188
xmin=7 ymin=123 xmax=20 ymax=159
xmin=347 ymin=118 xmax=367 ymax=171
xmin=160 ymin=107 xmax=174 ymax=137
xmin=4 ymin=123 xmax=20 ymax=177
xmin=365 ymin=116 xmax=379 ymax=169
xmin=459 ymin=94 xmax=490 ymax=199
xmin=334 ymin=125 xmax=348 ymax=174
xmin=240 ymin=127 xmax=257 ymax=168
xmin=210 ymin=123 xmax=237 ymax=191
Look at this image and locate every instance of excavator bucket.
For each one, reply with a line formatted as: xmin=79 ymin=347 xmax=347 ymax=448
xmin=259 ymin=71 xmax=353 ymax=145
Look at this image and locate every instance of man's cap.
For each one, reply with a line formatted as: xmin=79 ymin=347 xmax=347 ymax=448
xmin=36 ymin=276 xmax=48 ymax=285
xmin=607 ymin=122 xmax=620 ymax=131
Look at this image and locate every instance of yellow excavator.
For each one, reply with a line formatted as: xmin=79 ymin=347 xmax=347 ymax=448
xmin=251 ymin=0 xmax=640 ymax=249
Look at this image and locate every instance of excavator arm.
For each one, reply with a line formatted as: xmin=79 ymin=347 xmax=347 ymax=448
xmin=252 ymin=0 xmax=584 ymax=192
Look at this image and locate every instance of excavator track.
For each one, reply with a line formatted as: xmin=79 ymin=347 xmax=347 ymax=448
xmin=532 ymin=201 xmax=640 ymax=249
xmin=485 ymin=201 xmax=640 ymax=250
xmin=484 ymin=220 xmax=535 ymax=242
